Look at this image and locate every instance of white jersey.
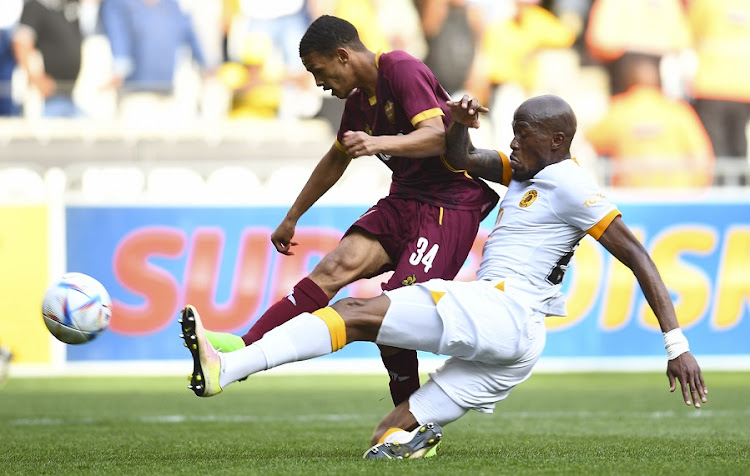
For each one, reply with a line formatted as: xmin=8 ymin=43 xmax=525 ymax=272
xmin=477 ymin=158 xmax=620 ymax=316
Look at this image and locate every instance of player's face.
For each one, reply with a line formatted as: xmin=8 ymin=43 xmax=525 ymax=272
xmin=509 ymin=112 xmax=550 ymax=182
xmin=301 ymin=50 xmax=355 ymax=99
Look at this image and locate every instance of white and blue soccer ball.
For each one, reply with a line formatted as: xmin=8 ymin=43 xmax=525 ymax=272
xmin=42 ymin=272 xmax=112 ymax=345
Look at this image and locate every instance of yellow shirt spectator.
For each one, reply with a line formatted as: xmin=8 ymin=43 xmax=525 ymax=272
xmin=481 ymin=3 xmax=575 ymax=92
xmin=218 ymin=32 xmax=284 ymax=119
xmin=586 ymin=0 xmax=690 ymax=62
xmin=334 ymin=0 xmax=391 ymax=53
xmin=586 ymin=85 xmax=714 ymax=188
xmin=688 ymin=0 xmax=750 ymax=103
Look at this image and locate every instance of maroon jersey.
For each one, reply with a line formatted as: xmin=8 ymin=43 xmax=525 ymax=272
xmin=336 ymin=50 xmax=498 ymax=217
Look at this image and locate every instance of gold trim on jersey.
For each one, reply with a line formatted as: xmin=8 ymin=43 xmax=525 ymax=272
xmin=499 ymin=151 xmax=512 ymax=186
xmin=439 ymin=206 xmax=444 ymax=225
xmin=334 ymin=139 xmax=347 ymax=153
xmin=587 ymin=209 xmax=622 ymax=239
xmin=439 ymin=155 xmax=473 ymax=179
xmin=411 ymin=107 xmax=444 ymax=127
xmin=368 ymin=95 xmax=377 ymax=106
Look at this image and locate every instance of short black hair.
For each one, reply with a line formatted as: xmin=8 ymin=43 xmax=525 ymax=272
xmin=299 ymin=15 xmax=367 ymax=58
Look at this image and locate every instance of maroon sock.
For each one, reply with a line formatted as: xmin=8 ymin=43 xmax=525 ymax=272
xmin=382 ymin=349 xmax=420 ymax=406
xmin=242 ymin=277 xmax=330 ymax=346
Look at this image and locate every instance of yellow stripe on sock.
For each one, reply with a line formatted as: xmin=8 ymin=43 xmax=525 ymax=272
xmin=378 ymin=427 xmax=404 ymax=445
xmin=312 ymin=307 xmax=347 ymax=351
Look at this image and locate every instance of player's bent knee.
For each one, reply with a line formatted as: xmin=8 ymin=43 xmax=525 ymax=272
xmin=331 ymin=296 xmax=390 ymax=342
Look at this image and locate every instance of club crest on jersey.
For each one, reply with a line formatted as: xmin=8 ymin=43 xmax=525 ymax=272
xmin=520 ymin=190 xmax=538 ymax=208
xmin=401 ymin=274 xmax=417 ymax=286
xmin=385 ymin=101 xmax=396 ymax=124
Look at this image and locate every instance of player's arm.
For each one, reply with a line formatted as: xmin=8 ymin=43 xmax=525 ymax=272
xmin=443 ymin=96 xmax=506 ymax=183
xmin=597 ymin=216 xmax=707 ymax=408
xmin=340 ymin=115 xmax=445 ymax=159
xmin=271 ymin=145 xmax=352 ymax=255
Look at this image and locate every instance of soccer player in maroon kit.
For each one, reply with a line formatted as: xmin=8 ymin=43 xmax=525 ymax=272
xmin=202 ymin=15 xmax=498 ymax=406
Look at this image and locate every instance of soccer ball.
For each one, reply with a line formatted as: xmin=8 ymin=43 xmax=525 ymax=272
xmin=41 ymin=273 xmax=112 ymax=345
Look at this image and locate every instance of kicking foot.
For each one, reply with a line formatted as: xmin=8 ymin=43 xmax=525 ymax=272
xmin=179 ymin=305 xmax=222 ymax=397
xmin=363 ymin=422 xmax=443 ymax=459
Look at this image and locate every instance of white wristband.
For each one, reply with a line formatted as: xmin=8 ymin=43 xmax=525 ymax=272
xmin=663 ymin=328 xmax=690 ymax=360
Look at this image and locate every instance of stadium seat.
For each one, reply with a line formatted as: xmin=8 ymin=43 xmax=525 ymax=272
xmin=81 ymin=166 xmax=146 ymax=202
xmin=321 ymin=161 xmax=390 ymax=204
xmin=206 ymin=166 xmax=263 ymax=203
xmin=262 ymin=165 xmax=314 ymax=205
xmin=145 ymin=166 xmax=206 ymax=202
xmin=0 ymin=167 xmax=46 ymax=202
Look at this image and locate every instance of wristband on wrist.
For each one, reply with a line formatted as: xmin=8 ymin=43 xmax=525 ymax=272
xmin=663 ymin=328 xmax=690 ymax=360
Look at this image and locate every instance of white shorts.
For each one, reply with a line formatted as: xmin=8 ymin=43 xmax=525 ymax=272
xmin=377 ymin=279 xmax=546 ymax=413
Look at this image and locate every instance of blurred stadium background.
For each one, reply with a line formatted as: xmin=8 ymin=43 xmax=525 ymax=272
xmin=0 ymin=0 xmax=748 ymax=378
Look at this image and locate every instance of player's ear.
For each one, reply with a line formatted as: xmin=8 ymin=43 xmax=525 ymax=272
xmin=550 ymin=131 xmax=565 ymax=150
xmin=336 ymin=48 xmax=349 ymax=65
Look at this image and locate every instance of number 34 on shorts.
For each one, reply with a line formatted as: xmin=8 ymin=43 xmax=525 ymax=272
xmin=409 ymin=237 xmax=439 ymax=273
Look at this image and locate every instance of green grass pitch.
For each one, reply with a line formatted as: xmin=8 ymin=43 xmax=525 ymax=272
xmin=1 ymin=371 xmax=748 ymax=475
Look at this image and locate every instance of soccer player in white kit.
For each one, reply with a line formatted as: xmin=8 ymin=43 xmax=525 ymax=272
xmin=180 ymin=94 xmax=707 ymax=459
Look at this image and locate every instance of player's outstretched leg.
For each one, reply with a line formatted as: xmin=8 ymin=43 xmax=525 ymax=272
xmin=179 ymin=305 xmax=223 ymax=397
xmin=363 ymin=422 xmax=443 ymax=460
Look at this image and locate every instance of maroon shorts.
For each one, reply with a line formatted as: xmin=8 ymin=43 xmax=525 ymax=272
xmin=345 ymin=196 xmax=484 ymax=291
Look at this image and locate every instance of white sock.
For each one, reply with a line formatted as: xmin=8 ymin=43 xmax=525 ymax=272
xmin=219 ymin=344 xmax=267 ymax=388
xmin=219 ymin=312 xmax=334 ymax=387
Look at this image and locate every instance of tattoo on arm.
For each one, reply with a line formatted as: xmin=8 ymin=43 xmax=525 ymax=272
xmin=445 ymin=121 xmax=473 ymax=170
xmin=468 ymin=148 xmax=504 ymax=181
xmin=445 ymin=122 xmax=504 ymax=182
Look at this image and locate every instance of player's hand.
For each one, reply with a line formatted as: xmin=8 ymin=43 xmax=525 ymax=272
xmin=341 ymin=130 xmax=380 ymax=158
xmin=271 ymin=219 xmax=298 ymax=255
xmin=666 ymin=352 xmax=708 ymax=409
xmin=446 ymin=95 xmax=489 ymax=129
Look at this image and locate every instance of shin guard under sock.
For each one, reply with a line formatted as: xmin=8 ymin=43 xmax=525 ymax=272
xmin=242 ymin=277 xmax=330 ymax=346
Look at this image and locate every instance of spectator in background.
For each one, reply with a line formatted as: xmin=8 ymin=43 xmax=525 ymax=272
xmin=0 ymin=0 xmax=23 ymax=116
xmin=585 ymin=54 xmax=714 ymax=189
xmin=687 ymin=0 xmax=750 ymax=168
xmin=552 ymin=0 xmax=594 ymax=63
xmin=12 ymin=0 xmax=90 ymax=117
xmin=226 ymin=0 xmax=319 ymax=119
xmin=331 ymin=0 xmax=390 ymax=52
xmin=218 ymin=32 xmax=284 ymax=119
xmin=99 ymin=0 xmax=211 ymax=124
xmin=414 ymin=0 xmax=484 ymax=98
xmin=479 ymin=0 xmax=575 ymax=148
xmin=585 ymin=0 xmax=691 ymax=96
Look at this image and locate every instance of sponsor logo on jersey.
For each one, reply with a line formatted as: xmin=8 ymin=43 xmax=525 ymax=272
xmin=520 ymin=190 xmax=538 ymax=208
xmin=385 ymin=100 xmax=396 ymax=124
xmin=401 ymin=273 xmax=417 ymax=286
